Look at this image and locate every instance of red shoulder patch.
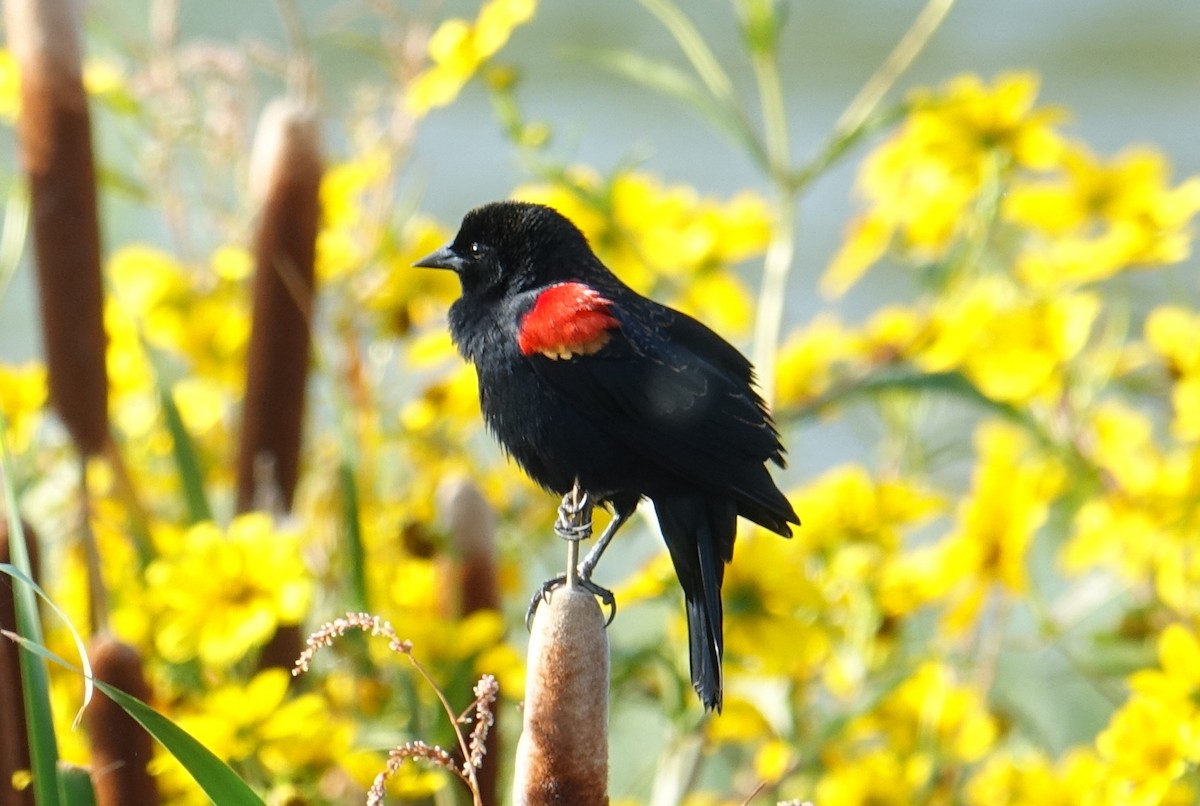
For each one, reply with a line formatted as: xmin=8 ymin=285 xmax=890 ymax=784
xmin=518 ymin=282 xmax=620 ymax=360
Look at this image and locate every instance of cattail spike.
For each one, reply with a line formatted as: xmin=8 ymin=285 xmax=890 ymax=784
xmin=438 ymin=476 xmax=502 ymax=805
xmin=84 ymin=635 xmax=158 ymax=805
xmin=236 ymin=98 xmax=323 ymax=515
xmin=512 ymin=586 xmax=609 ymax=806
xmin=7 ymin=0 xmax=109 ymax=456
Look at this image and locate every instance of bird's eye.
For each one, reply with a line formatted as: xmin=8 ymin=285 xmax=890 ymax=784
xmin=468 ymin=242 xmax=485 ymax=258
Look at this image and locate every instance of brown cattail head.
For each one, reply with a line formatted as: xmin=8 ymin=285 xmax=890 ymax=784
xmin=437 ymin=476 xmax=500 ymax=616
xmin=437 ymin=476 xmax=501 ymax=806
xmin=235 ymin=98 xmax=323 ymax=514
xmin=6 ymin=0 xmax=109 ymax=456
xmin=512 ymin=585 xmax=609 ymax=806
xmin=84 ymin=635 xmax=158 ymax=806
xmin=0 ymin=519 xmax=39 ymax=806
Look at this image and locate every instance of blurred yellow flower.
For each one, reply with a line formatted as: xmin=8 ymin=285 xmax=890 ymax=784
xmin=406 ymin=0 xmax=537 ymax=116
xmin=1010 ymin=144 xmax=1200 ymax=290
xmin=927 ymin=421 xmax=1062 ymax=631
xmin=824 ymin=72 xmax=1065 ymax=294
xmin=515 ymin=168 xmax=773 ymax=307
xmin=1145 ymin=306 xmax=1200 ymax=441
xmin=82 ymin=57 xmax=126 ymax=98
xmin=816 ymin=746 xmax=922 ymax=806
xmin=966 ymin=749 xmax=1105 ymax=806
xmin=372 ymin=215 xmax=459 ymax=336
xmin=146 ymin=514 xmax=312 ymax=668
xmin=1096 ymin=695 xmax=1194 ymax=803
xmin=775 ymin=314 xmax=856 ymax=406
xmin=754 ymin=738 xmax=796 ymax=784
xmin=0 ymin=49 xmax=19 ymax=121
xmin=107 ymin=243 xmax=250 ymax=392
xmin=916 ymin=278 xmax=1101 ymax=404
xmin=0 ymin=361 xmax=46 ymax=451
xmin=155 ymin=670 xmax=354 ymax=800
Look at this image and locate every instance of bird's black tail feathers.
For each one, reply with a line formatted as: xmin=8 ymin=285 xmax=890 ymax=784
xmin=655 ymin=495 xmax=738 ymax=712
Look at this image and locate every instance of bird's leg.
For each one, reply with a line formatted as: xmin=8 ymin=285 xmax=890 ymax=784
xmin=577 ymin=507 xmax=633 ymax=582
xmin=526 ymin=480 xmax=617 ymax=629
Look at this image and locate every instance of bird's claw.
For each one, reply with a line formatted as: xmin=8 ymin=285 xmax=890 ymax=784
xmin=524 ymin=572 xmax=617 ymax=630
xmin=554 ymin=487 xmax=593 ymax=542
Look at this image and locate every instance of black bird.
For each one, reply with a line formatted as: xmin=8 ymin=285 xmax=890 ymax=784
xmin=416 ymin=201 xmax=798 ymax=711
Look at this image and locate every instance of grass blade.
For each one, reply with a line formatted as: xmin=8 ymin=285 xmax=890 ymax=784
xmin=636 ymin=0 xmax=735 ymax=105
xmin=91 ymin=679 xmax=266 ymax=806
xmin=57 ymin=762 xmax=97 ymax=805
xmin=3 ymin=632 xmax=266 ymax=806
xmin=0 ymin=418 xmax=61 ymax=806
xmin=158 ymin=381 xmax=212 ymax=525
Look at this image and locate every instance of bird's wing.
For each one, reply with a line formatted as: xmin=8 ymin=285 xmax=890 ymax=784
xmin=517 ymin=283 xmax=787 ymax=506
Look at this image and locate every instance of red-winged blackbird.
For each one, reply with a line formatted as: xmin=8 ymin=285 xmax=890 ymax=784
xmin=417 ymin=201 xmax=798 ymax=711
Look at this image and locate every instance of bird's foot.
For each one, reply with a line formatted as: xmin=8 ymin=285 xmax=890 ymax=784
xmin=554 ymin=485 xmax=593 ymax=542
xmin=524 ymin=572 xmax=617 ymax=630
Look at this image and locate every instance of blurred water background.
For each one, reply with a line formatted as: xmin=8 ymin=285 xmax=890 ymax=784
xmin=2 ymin=0 xmax=1196 ymax=368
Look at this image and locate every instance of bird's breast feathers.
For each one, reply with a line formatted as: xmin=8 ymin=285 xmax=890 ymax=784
xmin=516 ymin=282 xmax=620 ymax=360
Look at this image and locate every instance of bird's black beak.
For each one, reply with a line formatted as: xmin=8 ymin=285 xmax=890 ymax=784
xmin=413 ymin=245 xmax=464 ymax=272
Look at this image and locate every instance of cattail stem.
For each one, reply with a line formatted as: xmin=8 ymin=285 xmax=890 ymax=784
xmin=6 ymin=0 xmax=109 ymax=457
xmin=512 ymin=586 xmax=609 ymax=806
xmin=235 ymin=98 xmax=322 ymax=515
xmin=0 ymin=520 xmax=39 ymax=806
xmin=84 ymin=635 xmax=157 ymax=805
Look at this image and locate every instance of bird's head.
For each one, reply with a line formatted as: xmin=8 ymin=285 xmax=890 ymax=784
xmin=414 ymin=201 xmax=596 ymax=298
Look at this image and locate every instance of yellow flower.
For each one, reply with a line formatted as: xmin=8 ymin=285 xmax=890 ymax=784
xmin=1130 ymin=624 xmax=1200 ymax=707
xmin=754 ymin=738 xmax=796 ymax=784
xmin=775 ymin=314 xmax=857 ymax=406
xmin=107 ymin=244 xmax=250 ymax=392
xmin=924 ymin=421 xmax=1062 ymax=631
xmin=405 ymin=0 xmax=538 ymax=116
xmin=514 ymin=168 xmax=773 ymax=301
xmin=966 ymin=749 xmax=1104 ymax=806
xmin=145 ymin=514 xmax=312 ymax=668
xmin=0 ymin=362 xmax=47 ymax=451
xmin=816 ymin=747 xmax=923 ymax=806
xmin=910 ymin=71 xmax=1065 ymax=170
xmin=823 ymin=72 xmax=1065 ymax=294
xmin=1145 ymin=306 xmax=1200 ymax=441
xmin=1096 ymin=696 xmax=1193 ymax=802
xmin=155 ymin=670 xmax=355 ymax=800
xmin=916 ymin=278 xmax=1101 ymax=404
xmin=1009 ymin=144 xmax=1200 ymax=290
xmin=317 ymin=148 xmax=391 ymax=281
xmin=371 ymin=215 xmax=459 ymax=336
xmin=0 ymin=49 xmax=19 ymax=122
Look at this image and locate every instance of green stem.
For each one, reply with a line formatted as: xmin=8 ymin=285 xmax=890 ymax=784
xmin=834 ymin=0 xmax=957 ymax=138
xmin=747 ymin=29 xmax=797 ymax=406
xmin=752 ymin=193 xmax=796 ymax=407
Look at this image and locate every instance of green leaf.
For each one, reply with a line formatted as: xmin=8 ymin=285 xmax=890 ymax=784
xmin=158 ymin=381 xmax=213 ymax=525
xmin=339 ymin=460 xmax=369 ymax=613
xmin=1 ymin=417 xmax=62 ymax=806
xmin=4 ymin=633 xmax=267 ymax=806
xmin=636 ymin=0 xmax=736 ymax=104
xmin=92 ymin=680 xmax=267 ymax=806
xmin=57 ymin=763 xmax=97 ymax=806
